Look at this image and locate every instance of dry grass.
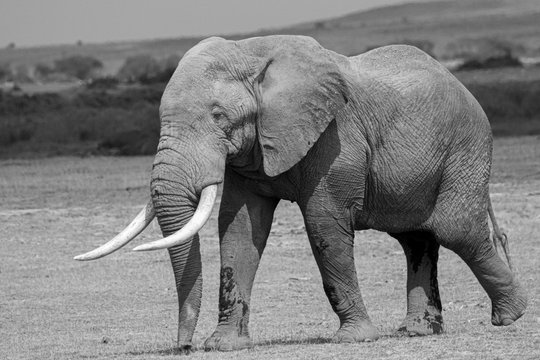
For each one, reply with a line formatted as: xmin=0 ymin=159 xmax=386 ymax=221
xmin=1 ymin=136 xmax=539 ymax=359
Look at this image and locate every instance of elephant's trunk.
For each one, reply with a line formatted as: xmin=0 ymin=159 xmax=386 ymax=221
xmin=148 ymin=140 xmax=225 ymax=350
xmin=133 ymin=185 xmax=217 ymax=251
xmin=168 ymin=237 xmax=203 ymax=351
xmin=150 ymin=156 xmax=202 ymax=350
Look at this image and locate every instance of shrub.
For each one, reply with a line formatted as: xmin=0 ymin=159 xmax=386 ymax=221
xmin=86 ymin=76 xmax=119 ymax=90
xmin=34 ymin=63 xmax=55 ymax=81
xmin=314 ymin=21 xmax=326 ymax=30
xmin=73 ymin=85 xmax=163 ymax=109
xmin=54 ymin=55 xmax=103 ymax=80
xmin=117 ymin=55 xmax=161 ymax=83
xmin=446 ymin=38 xmax=524 ymax=70
xmin=161 ymin=54 xmax=181 ymax=70
xmin=0 ymin=63 xmax=12 ymax=82
xmin=139 ymin=66 xmax=175 ymax=84
xmin=117 ymin=54 xmax=180 ymax=84
xmin=0 ymin=116 xmax=35 ymax=146
xmin=446 ymin=38 xmax=524 ymax=60
xmin=457 ymin=54 xmax=522 ymax=71
xmin=12 ymin=64 xmax=33 ymax=83
xmin=0 ymin=85 xmax=161 ymax=154
xmin=464 ymin=79 xmax=540 ymax=136
xmin=0 ymin=91 xmax=67 ymax=115
xmin=98 ymin=128 xmax=158 ymax=155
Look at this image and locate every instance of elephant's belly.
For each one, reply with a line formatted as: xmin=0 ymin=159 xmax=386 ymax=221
xmin=362 ymin=198 xmax=436 ymax=233
xmin=361 ymin=172 xmax=441 ymax=233
xmin=239 ymin=173 xmax=299 ymax=202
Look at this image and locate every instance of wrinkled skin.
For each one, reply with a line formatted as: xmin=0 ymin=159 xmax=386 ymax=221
xmin=150 ymin=35 xmax=527 ymax=351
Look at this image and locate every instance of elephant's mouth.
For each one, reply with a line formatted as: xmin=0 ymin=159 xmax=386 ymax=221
xmin=73 ymin=184 xmax=218 ymax=261
xmin=133 ymin=185 xmax=217 ymax=251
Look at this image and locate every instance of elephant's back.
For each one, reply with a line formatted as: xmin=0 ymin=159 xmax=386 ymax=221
xmin=350 ymin=44 xmax=491 ymax=144
xmin=353 ymin=45 xmax=465 ymax=110
xmin=351 ymin=45 xmax=445 ymax=79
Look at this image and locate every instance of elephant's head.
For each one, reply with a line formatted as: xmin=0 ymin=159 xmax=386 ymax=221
xmin=75 ymin=35 xmax=350 ymax=348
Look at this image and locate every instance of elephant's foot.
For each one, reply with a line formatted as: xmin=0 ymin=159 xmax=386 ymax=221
xmin=396 ymin=310 xmax=444 ymax=336
xmin=176 ymin=343 xmax=195 ymax=355
xmin=491 ymin=282 xmax=527 ymax=326
xmin=331 ymin=321 xmax=379 ymax=343
xmin=204 ymin=329 xmax=253 ymax=352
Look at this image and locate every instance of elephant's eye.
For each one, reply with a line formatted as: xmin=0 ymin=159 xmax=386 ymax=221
xmin=211 ymin=110 xmax=228 ymax=121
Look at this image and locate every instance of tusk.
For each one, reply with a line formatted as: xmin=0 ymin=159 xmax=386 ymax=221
xmin=74 ymin=201 xmax=155 ymax=261
xmin=132 ymin=184 xmax=217 ymax=252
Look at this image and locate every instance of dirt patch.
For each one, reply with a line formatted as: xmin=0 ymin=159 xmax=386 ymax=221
xmin=1 ymin=137 xmax=539 ymax=359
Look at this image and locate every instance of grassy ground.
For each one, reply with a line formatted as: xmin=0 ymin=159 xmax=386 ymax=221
xmin=1 ymin=136 xmax=539 ymax=359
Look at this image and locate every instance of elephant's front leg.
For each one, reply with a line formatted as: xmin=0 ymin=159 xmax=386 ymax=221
xmin=304 ymin=209 xmax=379 ymax=343
xmin=390 ymin=231 xmax=443 ymax=336
xmin=204 ymin=171 xmax=279 ymax=351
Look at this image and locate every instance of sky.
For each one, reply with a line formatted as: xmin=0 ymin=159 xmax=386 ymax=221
xmin=0 ymin=0 xmax=423 ymax=47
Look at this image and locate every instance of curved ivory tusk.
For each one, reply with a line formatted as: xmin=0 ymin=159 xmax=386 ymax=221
xmin=132 ymin=184 xmax=217 ymax=252
xmin=74 ymin=201 xmax=155 ymax=261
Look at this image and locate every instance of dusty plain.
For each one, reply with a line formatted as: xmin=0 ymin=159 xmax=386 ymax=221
xmin=1 ymin=136 xmax=539 ymax=359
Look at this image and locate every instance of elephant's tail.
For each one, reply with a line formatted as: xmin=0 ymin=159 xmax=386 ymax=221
xmin=488 ymin=198 xmax=513 ymax=271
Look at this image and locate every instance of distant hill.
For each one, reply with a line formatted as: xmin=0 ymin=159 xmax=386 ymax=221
xmin=1 ymin=0 xmax=539 ymax=75
xmin=279 ymin=0 xmax=540 ymax=57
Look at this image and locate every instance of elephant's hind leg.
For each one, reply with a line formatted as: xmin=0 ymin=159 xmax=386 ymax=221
xmin=433 ymin=219 xmax=527 ymax=326
xmin=304 ymin=215 xmax=379 ymax=343
xmin=431 ymin=136 xmax=527 ymax=326
xmin=389 ymin=231 xmax=443 ymax=336
xmin=429 ymin=179 xmax=527 ymax=327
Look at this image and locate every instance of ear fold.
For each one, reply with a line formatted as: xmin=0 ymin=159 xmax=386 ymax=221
xmin=254 ymin=38 xmax=349 ymax=177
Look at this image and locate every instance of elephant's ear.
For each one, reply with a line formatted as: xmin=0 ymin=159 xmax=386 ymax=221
xmin=254 ymin=39 xmax=349 ymax=177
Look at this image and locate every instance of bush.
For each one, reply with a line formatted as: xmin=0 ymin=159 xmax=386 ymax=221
xmin=117 ymin=54 xmax=179 ymax=84
xmin=161 ymin=54 xmax=181 ymax=70
xmin=54 ymin=55 xmax=103 ymax=80
xmin=464 ymin=79 xmax=540 ymax=136
xmin=446 ymin=38 xmax=524 ymax=60
xmin=34 ymin=63 xmax=55 ymax=81
xmin=0 ymin=116 xmax=35 ymax=146
xmin=457 ymin=54 xmax=522 ymax=71
xmin=0 ymin=63 xmax=12 ymax=82
xmin=0 ymin=85 xmax=160 ymax=153
xmin=0 ymin=91 xmax=67 ymax=115
xmin=446 ymin=38 xmax=524 ymax=70
xmin=12 ymin=64 xmax=33 ymax=83
xmin=98 ymin=128 xmax=158 ymax=155
xmin=86 ymin=76 xmax=119 ymax=90
xmin=117 ymin=55 xmax=161 ymax=83
xmin=139 ymin=66 xmax=176 ymax=84
xmin=72 ymin=85 xmax=163 ymax=109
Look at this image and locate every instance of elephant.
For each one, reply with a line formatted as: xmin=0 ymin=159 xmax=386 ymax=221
xmin=75 ymin=35 xmax=527 ymax=353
